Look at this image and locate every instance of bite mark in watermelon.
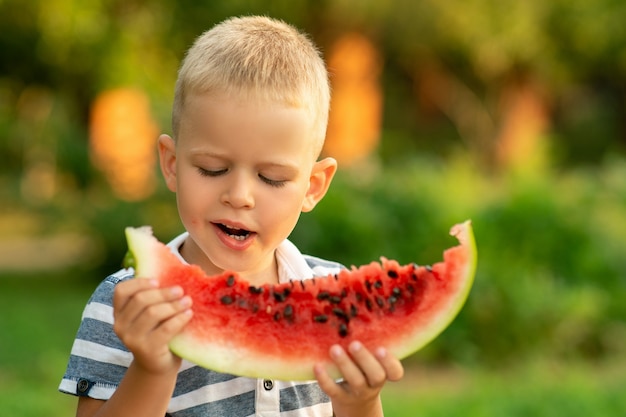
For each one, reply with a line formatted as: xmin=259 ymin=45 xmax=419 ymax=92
xmin=124 ymin=221 xmax=477 ymax=381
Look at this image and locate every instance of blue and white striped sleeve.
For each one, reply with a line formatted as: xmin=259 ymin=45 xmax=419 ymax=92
xmin=58 ymin=269 xmax=134 ymax=399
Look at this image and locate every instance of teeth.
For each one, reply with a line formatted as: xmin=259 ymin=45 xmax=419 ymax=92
xmin=219 ymin=223 xmax=250 ymax=240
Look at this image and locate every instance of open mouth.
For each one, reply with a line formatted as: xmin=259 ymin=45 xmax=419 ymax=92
xmin=215 ymin=223 xmax=252 ymax=241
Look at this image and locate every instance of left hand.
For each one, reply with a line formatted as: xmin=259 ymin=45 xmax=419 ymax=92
xmin=314 ymin=341 xmax=404 ymax=417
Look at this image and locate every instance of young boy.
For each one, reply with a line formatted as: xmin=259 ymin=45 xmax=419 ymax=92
xmin=59 ymin=16 xmax=404 ymax=417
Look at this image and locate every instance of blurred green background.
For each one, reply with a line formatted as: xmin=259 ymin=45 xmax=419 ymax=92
xmin=1 ymin=1 xmax=626 ymax=416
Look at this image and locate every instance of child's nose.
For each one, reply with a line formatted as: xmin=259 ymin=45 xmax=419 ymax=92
xmin=221 ymin=172 xmax=255 ymax=209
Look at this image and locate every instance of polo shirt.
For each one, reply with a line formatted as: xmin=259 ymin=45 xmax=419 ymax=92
xmin=59 ymin=233 xmax=343 ymax=416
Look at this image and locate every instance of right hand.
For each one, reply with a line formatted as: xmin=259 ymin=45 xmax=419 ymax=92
xmin=112 ymin=278 xmax=193 ymax=375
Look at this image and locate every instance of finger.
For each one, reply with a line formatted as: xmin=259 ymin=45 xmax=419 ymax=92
xmin=328 ymin=344 xmax=369 ymax=392
xmin=148 ymin=304 xmax=194 ymax=347
xmin=314 ymin=362 xmax=344 ymax=398
xmin=347 ymin=341 xmax=387 ymax=388
xmin=130 ymin=293 xmax=192 ymax=337
xmin=113 ymin=278 xmax=159 ymax=312
xmin=116 ymin=285 xmax=185 ymax=325
xmin=116 ymin=295 xmax=192 ymax=353
xmin=373 ymin=347 xmax=404 ymax=382
xmin=123 ymin=308 xmax=192 ymax=375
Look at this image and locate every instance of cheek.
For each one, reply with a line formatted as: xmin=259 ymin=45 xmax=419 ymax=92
xmin=271 ymin=188 xmax=308 ymax=221
xmin=258 ymin=185 xmax=298 ymax=209
xmin=176 ymin=175 xmax=212 ymax=210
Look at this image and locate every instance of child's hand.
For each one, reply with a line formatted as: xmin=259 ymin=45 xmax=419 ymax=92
xmin=112 ymin=278 xmax=193 ymax=375
xmin=314 ymin=341 xmax=404 ymax=417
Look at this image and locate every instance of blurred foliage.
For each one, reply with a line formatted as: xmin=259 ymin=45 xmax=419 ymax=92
xmin=292 ymin=155 xmax=626 ymax=366
xmin=2 ymin=0 xmax=626 ymax=169
xmin=0 ymin=273 xmax=93 ymax=417
xmin=381 ymin=357 xmax=626 ymax=416
xmin=1 ymin=0 xmax=626 ymax=370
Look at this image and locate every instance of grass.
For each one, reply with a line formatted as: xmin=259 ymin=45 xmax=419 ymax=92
xmin=1 ymin=272 xmax=625 ymax=417
xmin=382 ymin=359 xmax=626 ymax=416
xmin=0 ymin=272 xmax=94 ymax=417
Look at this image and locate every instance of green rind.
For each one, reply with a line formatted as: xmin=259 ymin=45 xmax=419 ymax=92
xmin=390 ymin=220 xmax=477 ymax=361
xmin=168 ymin=335 xmax=311 ymax=380
xmin=125 ymin=226 xmax=177 ymax=279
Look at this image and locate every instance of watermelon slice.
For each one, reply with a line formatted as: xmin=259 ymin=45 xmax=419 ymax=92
xmin=124 ymin=221 xmax=476 ymax=380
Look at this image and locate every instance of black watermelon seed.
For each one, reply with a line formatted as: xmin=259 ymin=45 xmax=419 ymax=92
xmin=355 ymin=293 xmax=363 ymax=302
xmin=273 ymin=291 xmax=287 ymax=302
xmin=274 ymin=312 xmax=281 ymax=321
xmin=313 ymin=314 xmax=328 ymax=323
xmin=365 ymin=299 xmax=373 ymax=311
xmin=338 ymin=323 xmax=348 ymax=338
xmin=316 ymin=291 xmax=330 ymax=301
xmin=376 ymin=296 xmax=385 ymax=308
xmin=283 ymin=304 xmax=294 ymax=319
xmin=248 ymin=286 xmax=264 ymax=295
xmin=374 ymin=280 xmax=383 ymax=289
xmin=333 ymin=308 xmax=349 ymax=321
xmin=392 ymin=287 xmax=402 ymax=297
xmin=350 ymin=304 xmax=358 ymax=317
xmin=329 ymin=295 xmax=342 ymax=304
xmin=365 ymin=280 xmax=372 ymax=292
xmin=387 ymin=270 xmax=399 ymax=279
xmin=388 ymin=296 xmax=398 ymax=305
xmin=220 ymin=295 xmax=234 ymax=305
xmin=226 ymin=275 xmax=236 ymax=287
xmin=407 ymin=283 xmax=415 ymax=293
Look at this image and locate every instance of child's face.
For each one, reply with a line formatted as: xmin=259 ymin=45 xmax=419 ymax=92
xmin=159 ymin=92 xmax=336 ymax=282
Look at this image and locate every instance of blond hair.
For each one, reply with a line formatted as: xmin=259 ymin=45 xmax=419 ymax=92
xmin=172 ymin=16 xmax=330 ymax=154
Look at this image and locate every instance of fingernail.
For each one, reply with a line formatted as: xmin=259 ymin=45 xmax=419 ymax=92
xmin=349 ymin=341 xmax=362 ymax=353
xmin=330 ymin=345 xmax=343 ymax=358
xmin=170 ymin=286 xmax=183 ymax=296
xmin=375 ymin=347 xmax=387 ymax=359
xmin=180 ymin=296 xmax=192 ymax=307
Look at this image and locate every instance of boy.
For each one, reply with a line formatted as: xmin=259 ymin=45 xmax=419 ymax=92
xmin=60 ymin=16 xmax=404 ymax=417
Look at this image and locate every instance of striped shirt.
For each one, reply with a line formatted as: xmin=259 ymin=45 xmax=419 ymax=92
xmin=59 ymin=233 xmax=344 ymax=416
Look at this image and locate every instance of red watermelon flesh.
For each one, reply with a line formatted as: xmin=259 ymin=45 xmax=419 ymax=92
xmin=124 ymin=221 xmax=476 ymax=381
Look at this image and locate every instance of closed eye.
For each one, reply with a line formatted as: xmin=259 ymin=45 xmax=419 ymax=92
xmin=198 ymin=167 xmax=227 ymax=177
xmin=259 ymin=174 xmax=286 ymax=188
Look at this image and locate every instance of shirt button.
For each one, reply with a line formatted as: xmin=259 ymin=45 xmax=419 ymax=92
xmin=77 ymin=379 xmax=91 ymax=394
xmin=263 ymin=379 xmax=274 ymax=391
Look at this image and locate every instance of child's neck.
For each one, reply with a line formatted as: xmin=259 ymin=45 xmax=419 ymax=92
xmin=243 ymin=264 xmax=280 ymax=287
xmin=179 ymin=239 xmax=279 ymax=286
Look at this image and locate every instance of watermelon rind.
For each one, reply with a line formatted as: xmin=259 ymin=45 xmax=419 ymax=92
xmin=123 ymin=221 xmax=477 ymax=381
xmin=388 ymin=220 xmax=477 ymax=361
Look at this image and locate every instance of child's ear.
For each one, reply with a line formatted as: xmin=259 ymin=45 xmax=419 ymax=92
xmin=302 ymin=157 xmax=338 ymax=212
xmin=158 ymin=134 xmax=178 ymax=192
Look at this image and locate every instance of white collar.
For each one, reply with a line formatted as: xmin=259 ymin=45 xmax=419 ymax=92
xmin=167 ymin=232 xmax=314 ymax=283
